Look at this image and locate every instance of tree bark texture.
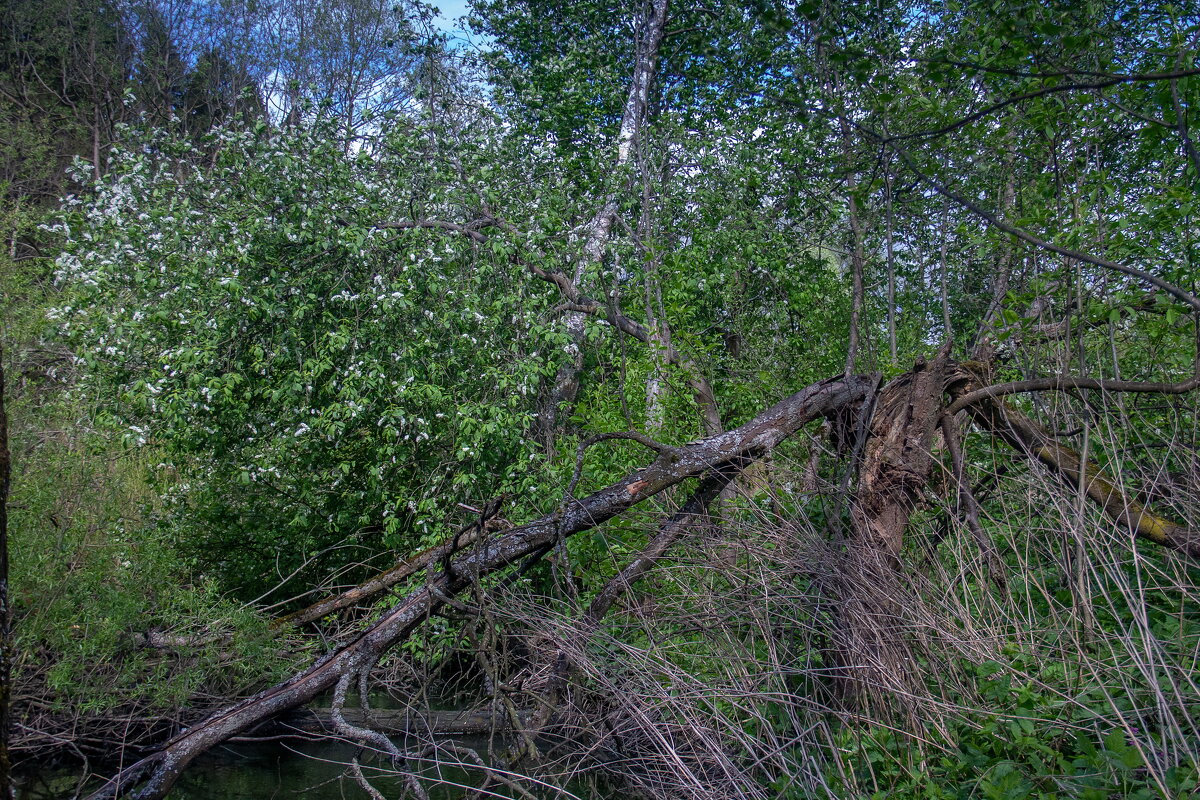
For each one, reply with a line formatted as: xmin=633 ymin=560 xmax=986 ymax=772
xmin=832 ymin=349 xmax=953 ymax=704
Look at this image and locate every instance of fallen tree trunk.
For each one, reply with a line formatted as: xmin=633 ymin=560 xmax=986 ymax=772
xmin=86 ymin=358 xmax=1200 ymax=799
xmin=262 ymin=706 xmax=534 ymax=738
xmin=950 ymin=365 xmax=1200 ymax=558
xmin=276 ymin=514 xmax=504 ymax=629
xmin=87 ymin=374 xmax=874 ymax=800
xmin=533 ymin=460 xmax=745 ymax=726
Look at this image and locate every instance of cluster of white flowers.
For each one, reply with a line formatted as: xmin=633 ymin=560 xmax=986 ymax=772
xmin=44 ymin=116 xmax=572 ymax=552
xmin=126 ymin=425 xmax=148 ymax=446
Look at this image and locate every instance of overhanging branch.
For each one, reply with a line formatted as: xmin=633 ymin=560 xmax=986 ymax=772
xmin=873 ymin=130 xmax=1200 ymax=314
xmin=87 ymin=374 xmax=873 ymax=800
xmin=883 ymin=66 xmax=1200 ymax=143
xmin=950 ymin=366 xmax=1200 ymax=558
xmin=946 ymin=373 xmax=1200 ymax=416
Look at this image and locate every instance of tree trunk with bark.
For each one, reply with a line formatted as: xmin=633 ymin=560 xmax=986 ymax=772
xmin=87 ymin=375 xmax=874 ymax=800
xmin=535 ymin=0 xmax=671 ymax=449
xmin=831 ymin=349 xmax=952 ymax=704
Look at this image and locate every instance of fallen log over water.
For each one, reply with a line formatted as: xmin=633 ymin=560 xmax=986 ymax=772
xmin=262 ymin=707 xmax=535 ymax=738
xmin=85 ymin=374 xmax=875 ymax=800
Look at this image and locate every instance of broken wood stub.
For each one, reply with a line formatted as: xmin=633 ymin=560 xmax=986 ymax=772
xmin=850 ymin=352 xmax=951 ymax=558
xmin=833 ymin=350 xmax=952 ymax=707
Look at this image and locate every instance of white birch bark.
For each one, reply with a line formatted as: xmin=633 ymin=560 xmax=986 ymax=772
xmin=537 ymin=0 xmax=671 ymax=449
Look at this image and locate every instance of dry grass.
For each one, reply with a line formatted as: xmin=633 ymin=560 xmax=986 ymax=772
xmin=339 ymin=381 xmax=1199 ymax=799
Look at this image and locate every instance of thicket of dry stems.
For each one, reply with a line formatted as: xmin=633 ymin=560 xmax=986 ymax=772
xmin=312 ymin=380 xmax=1198 ymax=800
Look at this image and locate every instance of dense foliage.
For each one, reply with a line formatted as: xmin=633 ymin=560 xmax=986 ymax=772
xmin=49 ymin=119 xmax=560 ymax=596
xmin=2 ymin=0 xmax=1199 ymax=796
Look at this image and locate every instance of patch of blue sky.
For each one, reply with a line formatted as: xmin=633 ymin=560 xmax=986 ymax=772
xmin=429 ymin=0 xmax=493 ymax=50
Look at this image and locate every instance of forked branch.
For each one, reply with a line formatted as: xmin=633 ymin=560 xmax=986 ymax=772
xmin=950 ymin=365 xmax=1200 ymax=558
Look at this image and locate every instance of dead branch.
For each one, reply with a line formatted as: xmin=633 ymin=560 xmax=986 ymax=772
xmin=534 ymin=460 xmax=745 ymax=727
xmin=86 ymin=374 xmax=874 ymax=800
xmin=255 ymin=706 xmax=535 ymax=737
xmin=277 ymin=515 xmax=501 ymax=629
xmin=951 ymin=366 xmax=1200 ymax=558
xmin=946 ymin=372 xmax=1200 ymax=416
xmin=881 ymin=66 xmax=1200 ymax=144
xmin=886 ymin=133 xmax=1200 ymax=314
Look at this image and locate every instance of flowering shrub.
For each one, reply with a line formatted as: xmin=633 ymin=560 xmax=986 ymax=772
xmin=50 ymin=118 xmax=560 ymax=599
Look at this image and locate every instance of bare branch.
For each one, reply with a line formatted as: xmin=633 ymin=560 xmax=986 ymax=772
xmin=884 ymin=67 xmax=1200 ymax=143
xmin=946 ymin=373 xmax=1200 ymax=416
xmin=951 ymin=366 xmax=1200 ymax=558
xmin=86 ymin=374 xmax=874 ymax=800
xmin=875 ymin=132 xmax=1200 ymax=313
xmin=533 ymin=461 xmax=743 ymax=728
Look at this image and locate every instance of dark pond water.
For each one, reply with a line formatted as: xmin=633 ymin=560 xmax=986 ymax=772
xmin=18 ymin=738 xmax=599 ymax=799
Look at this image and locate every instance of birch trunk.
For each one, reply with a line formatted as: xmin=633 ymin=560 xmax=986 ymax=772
xmin=536 ymin=0 xmax=671 ymax=448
